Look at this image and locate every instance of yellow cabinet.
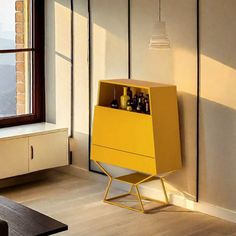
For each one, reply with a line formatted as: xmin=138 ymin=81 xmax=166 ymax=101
xmin=91 ymin=79 xmax=182 ymax=175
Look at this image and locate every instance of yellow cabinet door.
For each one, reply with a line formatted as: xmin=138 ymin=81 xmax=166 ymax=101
xmin=91 ymin=145 xmax=157 ymax=174
xmin=92 ymin=106 xmax=155 ymax=158
xmin=29 ymin=131 xmax=68 ymax=172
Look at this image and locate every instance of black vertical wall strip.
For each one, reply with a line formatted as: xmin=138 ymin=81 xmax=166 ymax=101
xmin=196 ymin=0 xmax=200 ymax=202
xmin=128 ymin=0 xmax=131 ymax=79
xmin=69 ymin=0 xmax=74 ymax=165
xmin=88 ymin=0 xmax=92 ymax=171
xmin=88 ymin=0 xmax=104 ymax=175
xmin=88 ymin=0 xmax=102 ymax=174
xmin=70 ymin=0 xmax=74 ymax=139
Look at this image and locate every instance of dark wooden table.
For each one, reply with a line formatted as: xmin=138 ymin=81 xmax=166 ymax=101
xmin=0 ymin=196 xmax=68 ymax=236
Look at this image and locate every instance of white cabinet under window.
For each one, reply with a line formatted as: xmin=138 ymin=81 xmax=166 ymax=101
xmin=0 ymin=138 xmax=28 ymax=179
xmin=0 ymin=123 xmax=69 ymax=179
xmin=29 ymin=131 xmax=68 ymax=172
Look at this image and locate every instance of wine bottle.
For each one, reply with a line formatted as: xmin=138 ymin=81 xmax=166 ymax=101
xmin=138 ymin=92 xmax=144 ymax=112
xmin=120 ymin=87 xmax=130 ymax=109
xmin=144 ymin=94 xmax=150 ymax=114
xmin=127 ymin=87 xmax=133 ymax=100
xmin=130 ymin=87 xmax=136 ymax=98
xmin=136 ymin=97 xmax=142 ymax=113
xmin=131 ymin=94 xmax=138 ymax=111
xmin=110 ymin=88 xmax=118 ymax=109
xmin=126 ymin=99 xmax=132 ymax=111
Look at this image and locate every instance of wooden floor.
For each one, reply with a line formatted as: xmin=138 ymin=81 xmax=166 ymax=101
xmin=0 ymin=171 xmax=236 ymax=236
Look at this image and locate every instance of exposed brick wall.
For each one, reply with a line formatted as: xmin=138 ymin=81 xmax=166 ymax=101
xmin=15 ymin=0 xmax=25 ymax=115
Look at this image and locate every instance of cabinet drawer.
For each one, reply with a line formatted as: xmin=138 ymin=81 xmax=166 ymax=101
xmin=0 ymin=138 xmax=28 ymax=179
xmin=91 ymin=145 xmax=157 ymax=174
xmin=92 ymin=106 xmax=155 ymax=158
xmin=29 ymin=131 xmax=68 ymax=172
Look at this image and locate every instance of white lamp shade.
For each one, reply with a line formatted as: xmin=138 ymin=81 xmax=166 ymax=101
xmin=149 ymin=21 xmax=170 ymax=49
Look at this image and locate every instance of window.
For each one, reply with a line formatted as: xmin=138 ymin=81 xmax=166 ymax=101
xmin=0 ymin=0 xmax=45 ymax=127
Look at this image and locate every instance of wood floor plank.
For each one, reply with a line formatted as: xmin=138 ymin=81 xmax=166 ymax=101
xmin=0 ymin=171 xmax=235 ymax=236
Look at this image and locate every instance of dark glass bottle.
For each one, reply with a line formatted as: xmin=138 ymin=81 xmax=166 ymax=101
xmin=132 ymin=94 xmax=138 ymax=111
xmin=126 ymin=100 xmax=132 ymax=111
xmin=127 ymin=87 xmax=133 ymax=100
xmin=139 ymin=92 xmax=144 ymax=100
xmin=138 ymin=92 xmax=145 ymax=112
xmin=136 ymin=97 xmax=143 ymax=113
xmin=110 ymin=88 xmax=119 ymax=109
xmin=144 ymin=95 xmax=150 ymax=114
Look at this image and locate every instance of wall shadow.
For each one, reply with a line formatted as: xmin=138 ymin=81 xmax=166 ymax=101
xmin=165 ymin=92 xmax=197 ymax=201
xmin=45 ymin=0 xmax=56 ymax=123
xmin=199 ymin=97 xmax=236 ymax=210
xmin=200 ymin=0 xmax=236 ymax=70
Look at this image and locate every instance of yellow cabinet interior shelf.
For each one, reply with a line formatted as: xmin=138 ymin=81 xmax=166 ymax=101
xmin=91 ymin=79 xmax=182 ymax=212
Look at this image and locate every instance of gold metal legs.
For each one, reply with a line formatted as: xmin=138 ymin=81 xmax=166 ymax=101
xmin=94 ymin=161 xmax=169 ymax=213
xmin=160 ymin=177 xmax=169 ymax=204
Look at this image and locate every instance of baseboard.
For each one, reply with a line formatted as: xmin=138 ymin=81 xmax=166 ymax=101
xmin=57 ymin=165 xmax=107 ymax=183
xmin=57 ymin=165 xmax=236 ymax=224
xmin=137 ymin=182 xmax=236 ymax=224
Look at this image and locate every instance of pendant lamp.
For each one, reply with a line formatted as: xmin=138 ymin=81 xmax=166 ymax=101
xmin=149 ymin=0 xmax=170 ymax=49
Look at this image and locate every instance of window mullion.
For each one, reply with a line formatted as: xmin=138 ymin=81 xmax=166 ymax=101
xmin=0 ymin=48 xmax=34 ymax=54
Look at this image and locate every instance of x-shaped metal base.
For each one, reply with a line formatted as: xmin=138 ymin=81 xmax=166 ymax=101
xmin=94 ymin=161 xmax=169 ymax=213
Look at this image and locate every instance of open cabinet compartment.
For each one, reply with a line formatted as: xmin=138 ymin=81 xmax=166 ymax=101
xmin=98 ymin=80 xmax=151 ymax=115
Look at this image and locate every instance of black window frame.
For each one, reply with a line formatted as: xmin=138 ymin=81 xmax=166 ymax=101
xmin=0 ymin=0 xmax=45 ymax=128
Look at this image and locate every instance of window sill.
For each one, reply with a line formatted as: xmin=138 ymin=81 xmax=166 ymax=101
xmin=0 ymin=122 xmax=68 ymax=141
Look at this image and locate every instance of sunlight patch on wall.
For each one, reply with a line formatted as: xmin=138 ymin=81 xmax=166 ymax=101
xmin=55 ymin=1 xmax=71 ymax=58
xmin=74 ymin=12 xmax=89 ymax=134
xmin=55 ymin=55 xmax=71 ymax=126
xmin=173 ymin=47 xmax=197 ymax=96
xmin=92 ymin=23 xmax=106 ymax=116
xmin=201 ymin=55 xmax=236 ymax=110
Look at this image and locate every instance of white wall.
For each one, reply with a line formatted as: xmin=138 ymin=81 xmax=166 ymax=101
xmin=45 ymin=0 xmax=71 ymax=127
xmin=199 ymin=0 xmax=236 ymax=211
xmin=72 ymin=0 xmax=90 ymax=169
